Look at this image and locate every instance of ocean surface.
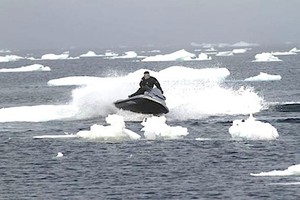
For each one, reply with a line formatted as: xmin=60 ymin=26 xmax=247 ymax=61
xmin=1 ymin=44 xmax=300 ymax=199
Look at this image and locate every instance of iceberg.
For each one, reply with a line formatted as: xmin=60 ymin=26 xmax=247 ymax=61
xmin=229 ymin=114 xmax=279 ymax=140
xmin=272 ymin=48 xmax=298 ymax=56
xmin=0 ymin=55 xmax=23 ymax=62
xmin=0 ymin=49 xmax=11 ymax=53
xmin=232 ymin=48 xmax=248 ymax=54
xmin=0 ymin=64 xmax=51 ymax=73
xmin=141 ymin=116 xmax=189 ymax=140
xmin=109 ymin=51 xmax=138 ymax=59
xmin=290 ymin=47 xmax=300 ymax=53
xmin=216 ymin=51 xmax=234 ymax=57
xmin=253 ymin=52 xmax=282 ymax=62
xmin=76 ymin=115 xmax=141 ymax=140
xmin=245 ymin=72 xmax=281 ymax=82
xmin=231 ymin=41 xmax=259 ymax=47
xmin=142 ymin=49 xmax=197 ymax=62
xmin=79 ymin=51 xmax=101 ymax=57
xmin=41 ymin=52 xmax=70 ymax=60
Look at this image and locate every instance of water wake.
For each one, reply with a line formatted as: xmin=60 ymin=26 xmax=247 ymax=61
xmin=0 ymin=66 xmax=264 ymax=122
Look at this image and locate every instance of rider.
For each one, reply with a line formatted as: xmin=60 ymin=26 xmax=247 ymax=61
xmin=129 ymin=71 xmax=163 ymax=97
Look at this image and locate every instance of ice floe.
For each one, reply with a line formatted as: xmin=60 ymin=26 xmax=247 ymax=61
xmin=253 ymin=52 xmax=282 ymax=62
xmin=0 ymin=64 xmax=51 ymax=73
xmin=40 ymin=52 xmax=70 ymax=60
xmin=141 ymin=116 xmax=189 ymax=140
xmin=76 ymin=115 xmax=141 ymax=140
xmin=251 ymin=164 xmax=300 ymax=176
xmin=244 ymin=72 xmax=282 ymax=82
xmin=229 ymin=114 xmax=279 ymax=140
xmin=142 ymin=49 xmax=211 ymax=62
xmin=0 ymin=55 xmax=23 ymax=62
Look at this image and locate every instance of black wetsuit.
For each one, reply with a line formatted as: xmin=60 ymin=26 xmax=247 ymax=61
xmin=129 ymin=76 xmax=163 ymax=97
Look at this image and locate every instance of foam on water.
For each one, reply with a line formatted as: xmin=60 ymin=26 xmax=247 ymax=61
xmin=229 ymin=114 xmax=279 ymax=140
xmin=141 ymin=116 xmax=189 ymax=140
xmin=0 ymin=55 xmax=23 ymax=62
xmin=245 ymin=72 xmax=282 ymax=82
xmin=0 ymin=64 xmax=51 ymax=73
xmin=253 ymin=52 xmax=282 ymax=62
xmin=0 ymin=66 xmax=264 ymax=122
xmin=251 ymin=164 xmax=300 ymax=176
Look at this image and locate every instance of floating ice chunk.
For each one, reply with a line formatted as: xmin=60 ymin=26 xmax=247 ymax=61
xmin=33 ymin=134 xmax=77 ymax=139
xmin=253 ymin=52 xmax=282 ymax=62
xmin=80 ymin=51 xmax=101 ymax=57
xmin=216 ymin=51 xmax=234 ymax=56
xmin=290 ymin=47 xmax=300 ymax=53
xmin=245 ymin=72 xmax=282 ymax=82
xmin=195 ymin=53 xmax=212 ymax=60
xmin=142 ymin=49 xmax=196 ymax=62
xmin=0 ymin=55 xmax=23 ymax=62
xmin=271 ymin=48 xmax=297 ymax=56
xmin=76 ymin=114 xmax=141 ymax=140
xmin=251 ymin=164 xmax=300 ymax=177
xmin=0 ymin=49 xmax=11 ymax=53
xmin=231 ymin=41 xmax=259 ymax=47
xmin=229 ymin=114 xmax=279 ymax=140
xmin=104 ymin=52 xmax=118 ymax=57
xmin=56 ymin=152 xmax=64 ymax=158
xmin=141 ymin=116 xmax=189 ymax=140
xmin=41 ymin=52 xmax=69 ymax=60
xmin=0 ymin=64 xmax=51 ymax=73
xmin=109 ymin=51 xmax=138 ymax=59
xmin=205 ymin=47 xmax=217 ymax=52
xmin=232 ymin=48 xmax=248 ymax=54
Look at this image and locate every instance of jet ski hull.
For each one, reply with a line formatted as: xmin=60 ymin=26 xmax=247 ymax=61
xmin=114 ymin=95 xmax=169 ymax=114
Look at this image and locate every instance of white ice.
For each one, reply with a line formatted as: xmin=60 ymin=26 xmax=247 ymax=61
xmin=109 ymin=51 xmax=138 ymax=59
xmin=0 ymin=55 xmax=23 ymax=62
xmin=244 ymin=72 xmax=282 ymax=82
xmin=0 ymin=49 xmax=11 ymax=53
xmin=76 ymin=114 xmax=141 ymax=140
xmin=229 ymin=114 xmax=279 ymax=140
xmin=231 ymin=41 xmax=259 ymax=47
xmin=79 ymin=51 xmax=102 ymax=57
xmin=40 ymin=52 xmax=70 ymax=60
xmin=56 ymin=152 xmax=64 ymax=158
xmin=216 ymin=51 xmax=234 ymax=56
xmin=253 ymin=52 xmax=282 ymax=62
xmin=141 ymin=116 xmax=189 ymax=140
xmin=232 ymin=48 xmax=249 ymax=54
xmin=142 ymin=49 xmax=197 ymax=62
xmin=0 ymin=64 xmax=51 ymax=73
xmin=290 ymin=47 xmax=300 ymax=53
xmin=251 ymin=164 xmax=300 ymax=176
xmin=271 ymin=48 xmax=298 ymax=56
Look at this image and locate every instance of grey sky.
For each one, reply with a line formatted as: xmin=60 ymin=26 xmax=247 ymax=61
xmin=0 ymin=0 xmax=299 ymax=49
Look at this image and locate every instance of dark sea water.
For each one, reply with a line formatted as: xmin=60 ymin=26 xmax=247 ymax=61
xmin=1 ymin=45 xmax=300 ymax=199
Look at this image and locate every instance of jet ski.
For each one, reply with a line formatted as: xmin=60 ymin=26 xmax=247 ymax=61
xmin=114 ymin=88 xmax=169 ymax=114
